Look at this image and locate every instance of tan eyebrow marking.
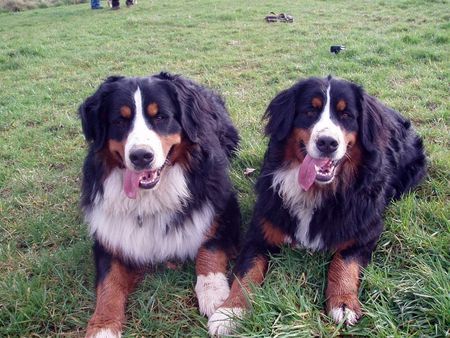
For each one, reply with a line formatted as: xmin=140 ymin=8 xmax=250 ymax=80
xmin=120 ymin=106 xmax=131 ymax=119
xmin=312 ymin=97 xmax=323 ymax=109
xmin=336 ymin=99 xmax=347 ymax=112
xmin=147 ymin=103 xmax=159 ymax=117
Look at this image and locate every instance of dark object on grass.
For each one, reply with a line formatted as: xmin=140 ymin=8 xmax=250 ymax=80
xmin=110 ymin=0 xmax=136 ymax=9
xmin=265 ymin=12 xmax=294 ymax=23
xmin=330 ymin=45 xmax=346 ymax=54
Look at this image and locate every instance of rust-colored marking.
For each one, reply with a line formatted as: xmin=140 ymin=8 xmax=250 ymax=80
xmin=336 ymin=99 xmax=347 ymax=112
xmin=147 ymin=103 xmax=159 ymax=117
xmin=196 ymin=247 xmax=228 ymax=275
xmin=261 ymin=219 xmax=286 ymax=247
xmin=169 ymin=138 xmax=193 ymax=169
xmin=120 ymin=106 xmax=131 ymax=119
xmin=327 ymin=293 xmax=361 ymax=315
xmin=337 ymin=131 xmax=362 ymax=189
xmin=101 ymin=139 xmax=127 ymax=178
xmin=312 ymin=97 xmax=323 ymax=109
xmin=86 ymin=260 xmax=141 ymax=337
xmin=108 ymin=139 xmax=125 ymax=162
xmin=333 ymin=239 xmax=356 ymax=253
xmin=160 ymin=133 xmax=182 ymax=158
xmin=284 ymin=128 xmax=311 ymax=163
xmin=220 ymin=256 xmax=268 ymax=309
xmin=205 ymin=221 xmax=220 ymax=240
xmin=325 ymin=253 xmax=361 ymax=315
xmin=196 ymin=221 xmax=229 ymax=275
xmin=344 ymin=131 xmax=357 ymax=148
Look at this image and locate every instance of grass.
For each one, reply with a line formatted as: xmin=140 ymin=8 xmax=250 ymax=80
xmin=0 ymin=0 xmax=449 ymax=336
xmin=0 ymin=0 xmax=86 ymax=12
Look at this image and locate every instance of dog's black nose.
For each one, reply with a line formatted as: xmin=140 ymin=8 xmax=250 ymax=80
xmin=317 ymin=136 xmax=339 ymax=154
xmin=129 ymin=149 xmax=154 ymax=169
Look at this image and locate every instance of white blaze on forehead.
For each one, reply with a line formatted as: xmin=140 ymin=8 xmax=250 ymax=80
xmin=307 ymin=84 xmax=346 ymax=159
xmin=124 ymin=87 xmax=165 ymax=169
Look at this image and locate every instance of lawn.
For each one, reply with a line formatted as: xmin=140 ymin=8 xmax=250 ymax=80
xmin=0 ymin=0 xmax=448 ymax=336
xmin=0 ymin=0 xmax=86 ymax=12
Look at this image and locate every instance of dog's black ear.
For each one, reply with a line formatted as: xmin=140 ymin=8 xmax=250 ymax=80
xmin=354 ymin=85 xmax=389 ymax=179
xmin=79 ymin=76 xmax=124 ymax=151
xmin=168 ymin=76 xmax=213 ymax=143
xmin=79 ymin=91 xmax=105 ymax=152
xmin=358 ymin=89 xmax=386 ymax=154
xmin=264 ymin=87 xmax=296 ymax=141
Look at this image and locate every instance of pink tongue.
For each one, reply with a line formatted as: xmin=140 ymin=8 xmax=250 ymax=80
xmin=123 ymin=169 xmax=141 ymax=199
xmin=298 ymin=154 xmax=329 ymax=191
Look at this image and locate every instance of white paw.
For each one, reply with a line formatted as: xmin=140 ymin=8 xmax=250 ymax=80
xmin=329 ymin=306 xmax=359 ymax=326
xmin=89 ymin=328 xmax=121 ymax=338
xmin=195 ymin=272 xmax=230 ymax=318
xmin=207 ymin=307 xmax=244 ymax=336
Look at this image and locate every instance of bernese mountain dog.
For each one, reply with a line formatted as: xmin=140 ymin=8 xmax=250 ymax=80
xmin=208 ymin=76 xmax=427 ymax=335
xmin=79 ymin=72 xmax=240 ymax=337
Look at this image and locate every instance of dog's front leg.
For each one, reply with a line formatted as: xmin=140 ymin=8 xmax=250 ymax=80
xmin=208 ymin=219 xmax=285 ymax=336
xmin=326 ymin=252 xmax=362 ymax=325
xmin=86 ymin=243 xmax=141 ymax=338
xmin=195 ymin=244 xmax=232 ymax=319
xmin=326 ymin=239 xmax=378 ymax=326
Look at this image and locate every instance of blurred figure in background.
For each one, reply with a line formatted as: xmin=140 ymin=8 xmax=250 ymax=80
xmin=110 ymin=0 xmax=136 ymax=10
xmin=91 ymin=0 xmax=103 ymax=9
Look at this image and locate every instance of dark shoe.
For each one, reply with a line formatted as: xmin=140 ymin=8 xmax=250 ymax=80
xmin=278 ymin=13 xmax=294 ymax=22
xmin=265 ymin=12 xmax=294 ymax=23
xmin=265 ymin=12 xmax=278 ymax=22
xmin=112 ymin=5 xmax=120 ymax=9
xmin=126 ymin=0 xmax=134 ymax=7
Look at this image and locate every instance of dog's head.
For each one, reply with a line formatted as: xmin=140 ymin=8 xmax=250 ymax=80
xmin=265 ymin=76 xmax=385 ymax=190
xmin=79 ymin=73 xmax=205 ymax=198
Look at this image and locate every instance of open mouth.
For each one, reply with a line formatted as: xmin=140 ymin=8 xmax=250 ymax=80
xmin=314 ymin=159 xmax=340 ymax=183
xmin=138 ymin=168 xmax=162 ymax=189
xmin=122 ymin=147 xmax=175 ymax=199
xmin=123 ymin=165 xmax=166 ymax=199
xmin=298 ymin=154 xmax=341 ymax=191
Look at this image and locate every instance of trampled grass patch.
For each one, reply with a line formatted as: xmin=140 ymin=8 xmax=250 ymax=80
xmin=0 ymin=0 xmax=449 ymax=336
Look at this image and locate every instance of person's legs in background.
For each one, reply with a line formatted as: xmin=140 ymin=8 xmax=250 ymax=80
xmin=91 ymin=0 xmax=103 ymax=9
xmin=111 ymin=0 xmax=120 ymax=9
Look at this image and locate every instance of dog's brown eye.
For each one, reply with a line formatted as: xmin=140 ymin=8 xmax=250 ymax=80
xmin=113 ymin=118 xmax=128 ymax=126
xmin=154 ymin=114 xmax=166 ymax=121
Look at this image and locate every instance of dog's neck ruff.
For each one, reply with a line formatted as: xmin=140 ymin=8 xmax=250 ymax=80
xmin=272 ymin=164 xmax=324 ymax=251
xmin=85 ymin=164 xmax=213 ymax=264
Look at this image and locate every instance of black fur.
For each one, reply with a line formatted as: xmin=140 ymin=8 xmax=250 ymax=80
xmin=234 ymin=76 xmax=426 ymax=279
xmin=79 ymin=72 xmax=240 ymax=273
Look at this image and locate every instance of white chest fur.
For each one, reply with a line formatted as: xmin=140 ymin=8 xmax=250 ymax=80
xmin=85 ymin=165 xmax=214 ymax=264
xmin=272 ymin=165 xmax=324 ymax=251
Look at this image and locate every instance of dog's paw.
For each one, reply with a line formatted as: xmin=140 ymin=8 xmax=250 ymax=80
xmin=195 ymin=272 xmax=230 ymax=318
xmin=86 ymin=317 xmax=122 ymax=338
xmin=327 ymin=294 xmax=362 ymax=326
xmin=86 ymin=328 xmax=121 ymax=338
xmin=329 ymin=306 xmax=359 ymax=325
xmin=207 ymin=307 xmax=244 ymax=336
